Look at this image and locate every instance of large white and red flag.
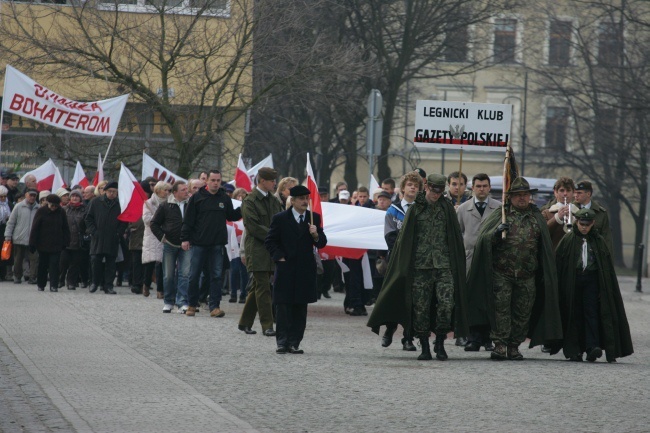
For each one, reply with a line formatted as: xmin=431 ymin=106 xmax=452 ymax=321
xmin=71 ymin=161 xmax=89 ymax=188
xmin=234 ymin=154 xmax=252 ymax=191
xmin=20 ymin=159 xmax=65 ymax=192
xmin=117 ymin=163 xmax=148 ymax=223
xmin=141 ymin=152 xmax=186 ymax=184
xmin=2 ymin=65 xmax=129 ymax=137
xmin=92 ymin=153 xmax=104 ymax=187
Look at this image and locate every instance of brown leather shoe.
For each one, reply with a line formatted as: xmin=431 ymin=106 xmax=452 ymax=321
xmin=210 ymin=308 xmax=225 ymax=318
xmin=143 ymin=285 xmax=150 ymax=297
xmin=186 ymin=306 xmax=196 ymax=317
xmin=157 ymin=291 xmax=164 ymax=299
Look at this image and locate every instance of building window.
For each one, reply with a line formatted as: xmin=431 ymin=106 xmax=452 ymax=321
xmin=549 ymin=20 xmax=572 ymax=66
xmin=443 ymin=24 xmax=469 ymax=62
xmin=545 ymin=107 xmax=569 ymax=150
xmin=493 ymin=18 xmax=517 ymax=63
xmin=598 ymin=22 xmax=622 ymax=66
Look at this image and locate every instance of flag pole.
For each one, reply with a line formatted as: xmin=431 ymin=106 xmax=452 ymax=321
xmin=103 ymin=135 xmax=116 ymax=170
xmin=501 ymin=145 xmax=510 ymax=239
xmin=457 ymin=149 xmax=464 ymax=205
xmin=309 ymin=198 xmax=314 ymax=225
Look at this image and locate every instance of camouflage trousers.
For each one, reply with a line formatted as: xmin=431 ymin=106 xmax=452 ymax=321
xmin=412 ymin=268 xmax=454 ymax=338
xmin=490 ymin=272 xmax=536 ymax=345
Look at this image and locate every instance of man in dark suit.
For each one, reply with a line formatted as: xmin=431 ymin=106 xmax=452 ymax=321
xmin=265 ymin=185 xmax=327 ymax=354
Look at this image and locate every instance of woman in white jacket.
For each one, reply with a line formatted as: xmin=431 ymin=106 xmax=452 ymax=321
xmin=142 ymin=181 xmax=171 ymax=298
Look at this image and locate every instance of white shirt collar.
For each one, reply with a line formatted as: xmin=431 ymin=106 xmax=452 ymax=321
xmin=583 ymin=201 xmax=592 ymax=209
xmin=474 ymin=197 xmax=487 ymax=205
xmin=256 ymin=186 xmax=268 ymax=197
xmin=291 ymin=207 xmax=305 ymax=222
xmin=401 ymin=198 xmax=414 ymax=209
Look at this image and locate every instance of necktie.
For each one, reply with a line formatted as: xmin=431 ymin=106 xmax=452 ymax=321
xmin=299 ymin=214 xmax=304 ymax=224
xmin=476 ymin=202 xmax=486 ymax=217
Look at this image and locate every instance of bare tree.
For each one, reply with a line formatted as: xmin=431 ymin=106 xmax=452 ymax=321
xmin=341 ymin=0 xmax=519 ymax=181
xmin=0 ymin=0 xmax=337 ymax=178
xmin=527 ymin=0 xmax=650 ymax=268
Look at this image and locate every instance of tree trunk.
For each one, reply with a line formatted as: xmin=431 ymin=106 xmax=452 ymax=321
xmin=343 ymin=122 xmax=358 ymax=190
xmin=377 ymin=88 xmax=398 ymax=181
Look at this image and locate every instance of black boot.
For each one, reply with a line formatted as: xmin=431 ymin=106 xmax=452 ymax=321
xmin=417 ymin=338 xmax=433 ymax=360
xmin=434 ymin=335 xmax=448 ymax=361
xmin=381 ymin=324 xmax=396 ymax=347
xmin=401 ymin=338 xmax=416 ymax=352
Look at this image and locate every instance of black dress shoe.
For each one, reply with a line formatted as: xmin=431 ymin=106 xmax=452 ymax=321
xmin=402 ymin=338 xmax=417 ymax=352
xmin=484 ymin=341 xmax=495 ymax=352
xmin=350 ymin=307 xmax=368 ymax=316
xmin=89 ymin=284 xmax=98 ymax=293
xmin=80 ymin=282 xmax=88 ymax=289
xmin=238 ymin=297 xmax=246 ymax=304
xmin=263 ymin=328 xmax=276 ymax=337
xmin=37 ymin=286 xmax=45 ymax=291
xmin=464 ymin=341 xmax=481 ymax=352
xmin=67 ymin=286 xmax=76 ymax=290
xmin=276 ymin=347 xmax=288 ymax=354
xmin=49 ymin=287 xmax=58 ymax=292
xmin=569 ymin=354 xmax=584 ymax=362
xmin=288 ymin=346 xmax=304 ymax=354
xmin=322 ymin=291 xmax=331 ymax=299
xmin=455 ymin=337 xmax=468 ymax=347
xmin=238 ymin=325 xmax=257 ymax=335
xmin=104 ymin=287 xmax=117 ymax=295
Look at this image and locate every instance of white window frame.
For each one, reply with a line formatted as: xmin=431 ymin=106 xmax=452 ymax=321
xmin=489 ymin=15 xmax=524 ymax=64
xmin=12 ymin=0 xmax=232 ymax=17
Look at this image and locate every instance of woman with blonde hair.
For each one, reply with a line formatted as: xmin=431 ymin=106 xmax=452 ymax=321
xmin=274 ymin=177 xmax=298 ymax=207
xmin=94 ymin=180 xmax=108 ymax=197
xmin=142 ymin=181 xmax=171 ymax=298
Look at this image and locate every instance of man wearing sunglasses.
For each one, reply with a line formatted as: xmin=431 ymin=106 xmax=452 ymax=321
xmin=555 ymin=208 xmax=633 ymax=363
xmin=466 ymin=177 xmax=563 ymax=361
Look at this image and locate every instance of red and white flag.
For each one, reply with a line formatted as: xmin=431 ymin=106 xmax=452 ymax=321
xmin=20 ymin=159 xmax=65 ymax=192
xmin=71 ymin=161 xmax=89 ymax=188
xmin=117 ymin=163 xmax=148 ymax=223
xmin=234 ymin=154 xmax=252 ymax=192
xmin=305 ymin=153 xmax=322 ymax=226
xmin=92 ymin=153 xmax=104 ymax=187
xmin=141 ymin=152 xmax=186 ymax=184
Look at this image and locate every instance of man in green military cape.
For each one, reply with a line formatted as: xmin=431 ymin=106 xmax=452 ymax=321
xmin=367 ymin=173 xmax=468 ymax=361
xmin=555 ymin=208 xmax=633 ymax=363
xmin=466 ymin=177 xmax=563 ymax=360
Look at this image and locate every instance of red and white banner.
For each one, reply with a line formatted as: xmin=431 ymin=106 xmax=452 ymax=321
xmin=2 ymin=65 xmax=129 ymax=137
xmin=229 ymin=153 xmax=273 ymax=188
xmin=141 ymin=152 xmax=186 ymax=185
xmin=92 ymin=153 xmax=104 ymax=187
xmin=117 ymin=163 xmax=148 ymax=223
xmin=71 ymin=161 xmax=89 ymax=188
xmin=20 ymin=159 xmax=66 ymax=192
xmin=305 ymin=153 xmax=322 ymax=226
xmin=319 ymin=203 xmax=386 ymax=260
xmin=234 ymin=154 xmax=252 ymax=191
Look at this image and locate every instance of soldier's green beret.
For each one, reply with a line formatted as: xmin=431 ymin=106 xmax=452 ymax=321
xmin=426 ymin=173 xmax=446 ymax=187
xmin=574 ymin=208 xmax=596 ymax=221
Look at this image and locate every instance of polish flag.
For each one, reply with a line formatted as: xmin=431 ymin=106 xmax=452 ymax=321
xmin=117 ymin=163 xmax=148 ymax=222
xmin=20 ymin=159 xmax=66 ymax=192
xmin=71 ymin=161 xmax=90 ymax=188
xmin=305 ymin=153 xmax=322 ymax=226
xmin=234 ymin=154 xmax=252 ymax=192
xmin=92 ymin=153 xmax=104 ymax=187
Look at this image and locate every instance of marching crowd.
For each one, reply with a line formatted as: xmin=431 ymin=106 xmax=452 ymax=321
xmin=0 ymin=164 xmax=634 ymax=361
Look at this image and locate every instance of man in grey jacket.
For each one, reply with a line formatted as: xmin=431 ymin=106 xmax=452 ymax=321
xmin=4 ymin=189 xmax=39 ymax=284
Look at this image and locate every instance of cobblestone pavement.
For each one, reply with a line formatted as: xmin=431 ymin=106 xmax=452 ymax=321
xmin=0 ymin=276 xmax=648 ymax=432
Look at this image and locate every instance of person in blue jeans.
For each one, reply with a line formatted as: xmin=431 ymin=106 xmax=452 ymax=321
xmin=150 ymin=181 xmax=192 ymax=313
xmin=180 ymin=170 xmax=241 ymax=317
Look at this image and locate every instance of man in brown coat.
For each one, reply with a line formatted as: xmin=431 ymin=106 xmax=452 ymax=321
xmin=238 ymin=167 xmax=283 ymax=336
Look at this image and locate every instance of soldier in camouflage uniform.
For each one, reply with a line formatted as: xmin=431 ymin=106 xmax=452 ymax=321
xmin=466 ymin=177 xmax=562 ymax=361
xmin=410 ymin=174 xmax=459 ymax=360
